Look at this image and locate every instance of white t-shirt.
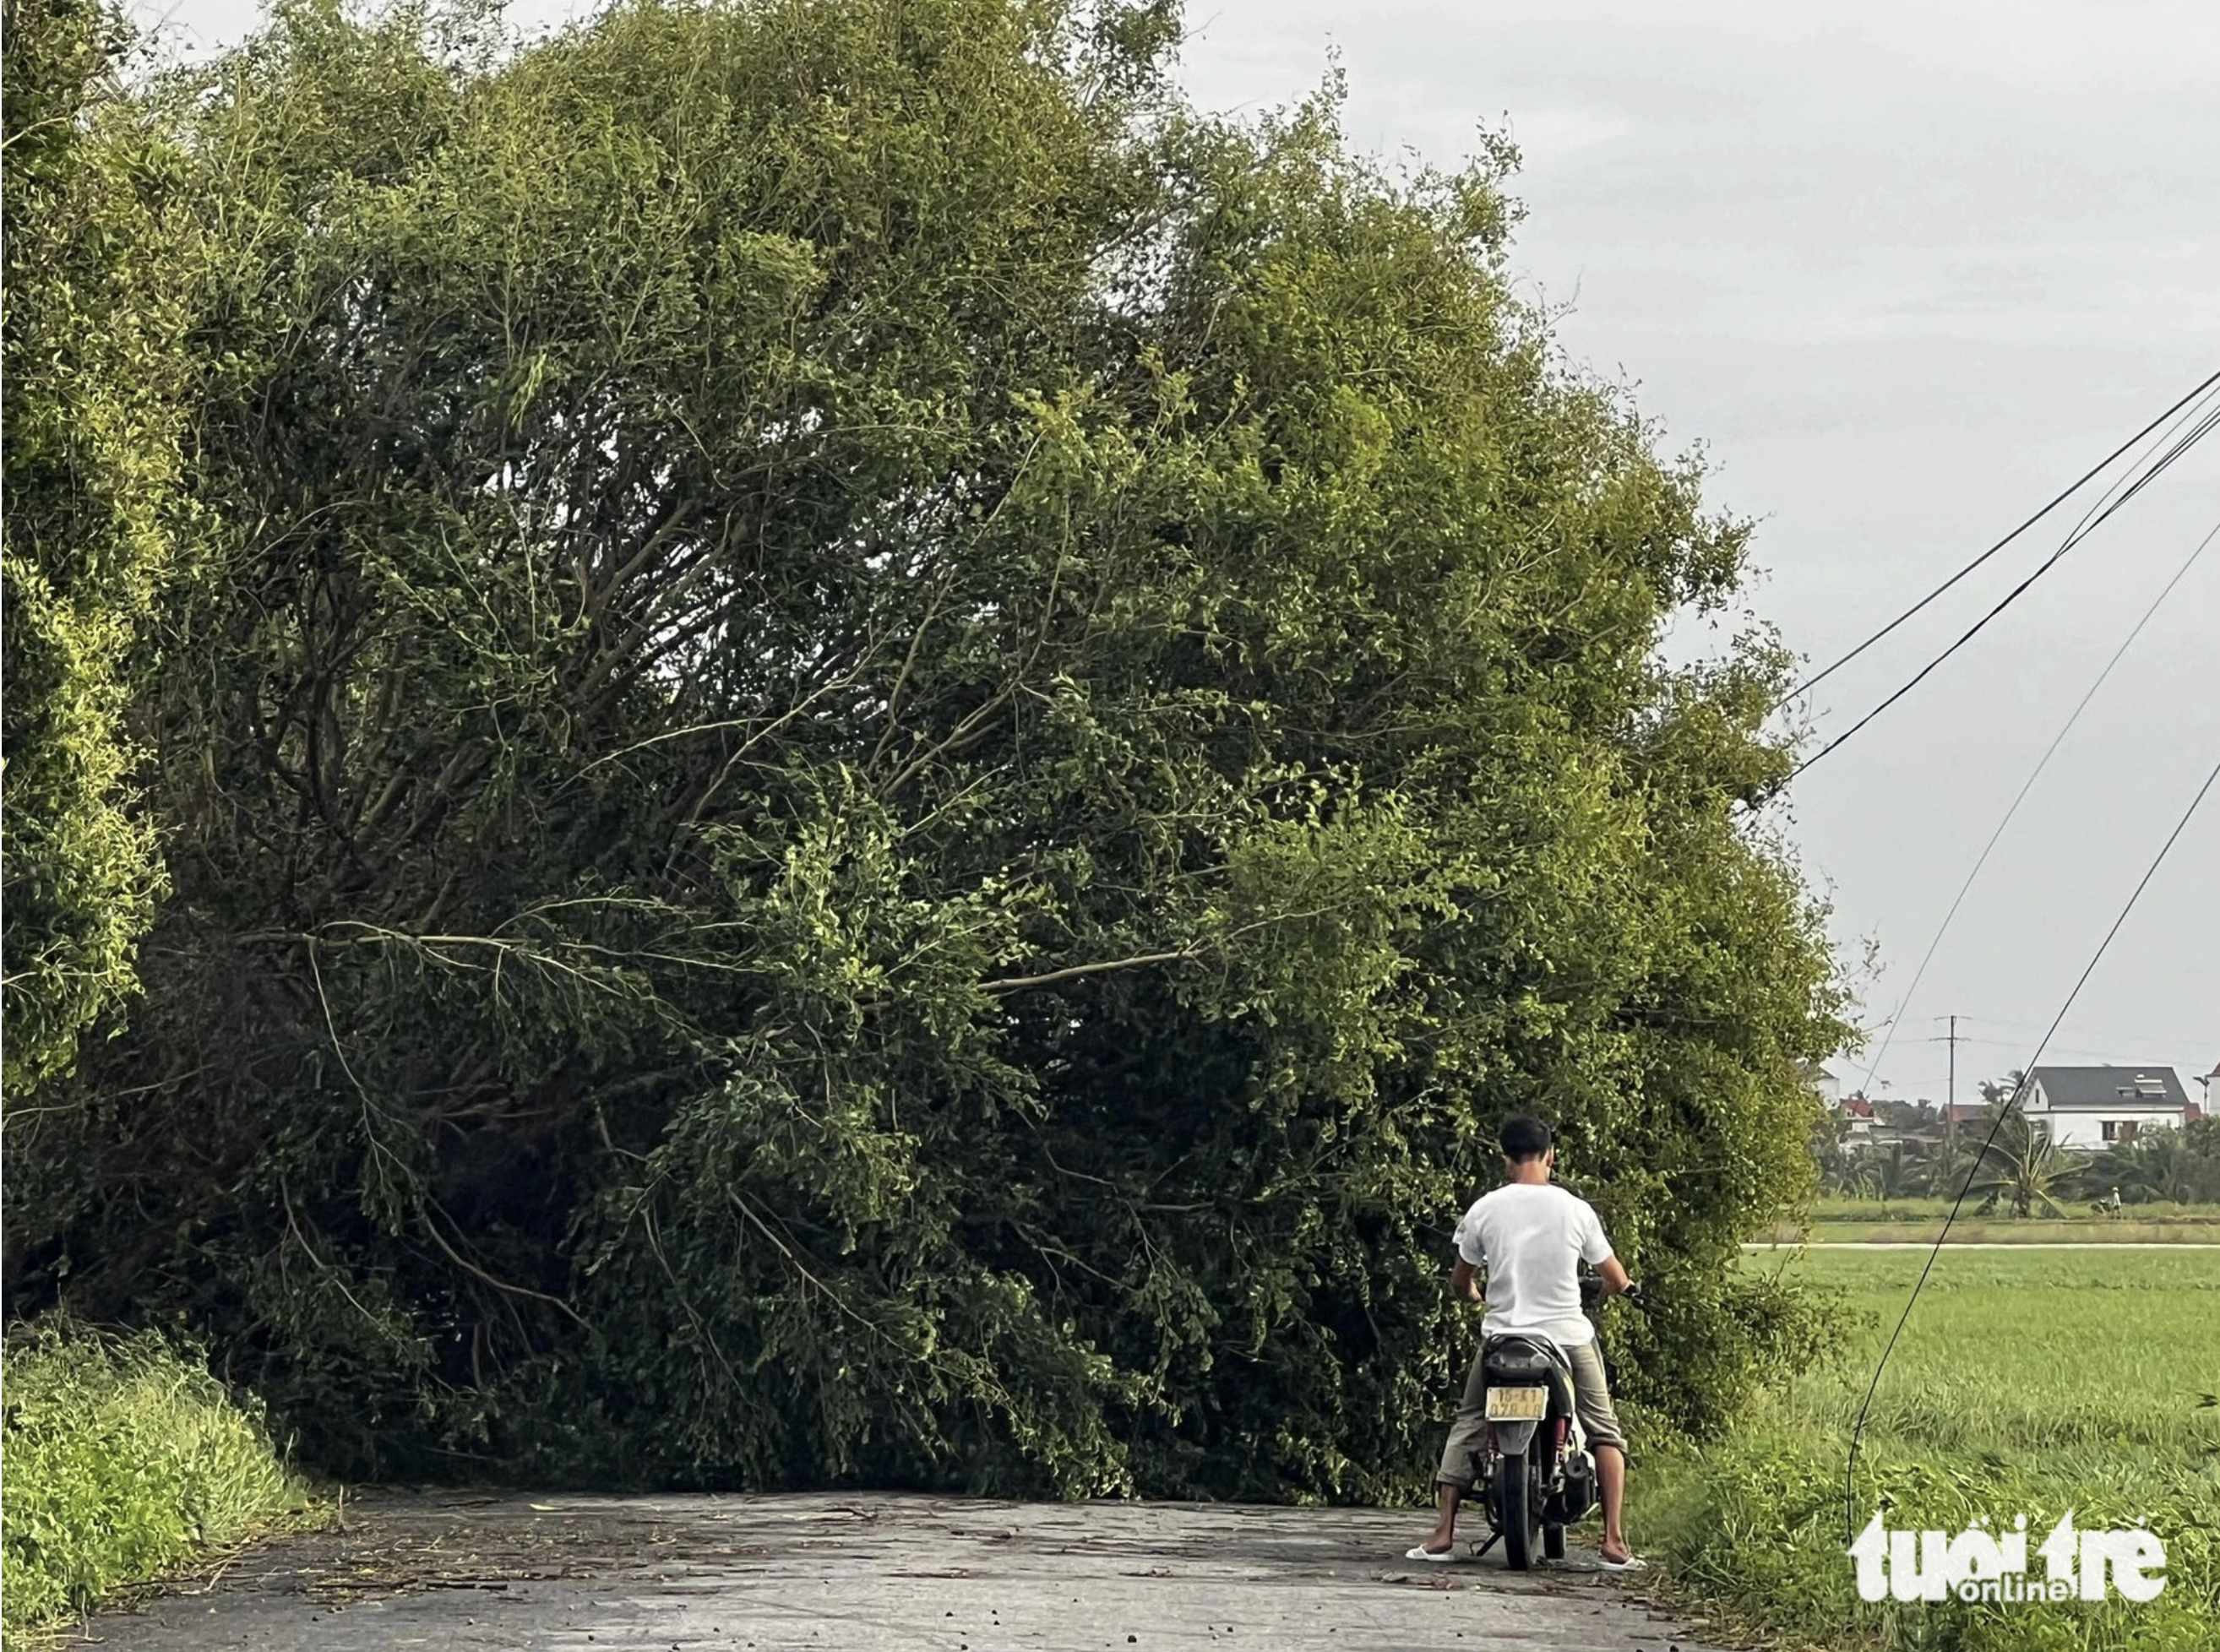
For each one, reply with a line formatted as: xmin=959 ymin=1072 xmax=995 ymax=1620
xmin=1452 ymin=1182 xmax=1613 ymax=1348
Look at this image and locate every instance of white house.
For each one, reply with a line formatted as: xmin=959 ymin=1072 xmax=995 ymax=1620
xmin=2016 ymin=1066 xmax=2193 ymax=1149
xmin=1838 ymin=1095 xmax=1875 ymax=1140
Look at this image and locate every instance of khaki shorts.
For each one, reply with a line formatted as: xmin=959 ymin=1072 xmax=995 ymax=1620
xmin=1434 ymin=1339 xmax=1627 ymax=1489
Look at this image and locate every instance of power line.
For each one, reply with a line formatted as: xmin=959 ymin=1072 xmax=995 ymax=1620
xmin=1782 ymin=401 xmax=2218 ymax=784
xmin=1782 ymin=367 xmax=2220 ymax=707
xmin=1823 ymin=512 xmax=2219 ymax=1112
xmin=1913 ymin=1034 xmax=2185 ymax=1055
xmin=1898 ymin=1035 xmax=2200 ymax=1070
xmin=1951 ymin=1013 xmax=2217 ymax=1051
xmin=1842 ymin=752 xmax=2220 ymax=1543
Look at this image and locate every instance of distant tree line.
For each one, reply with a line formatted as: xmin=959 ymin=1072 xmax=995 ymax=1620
xmin=4 ymin=0 xmax=1848 ymax=1496
xmin=1814 ymin=1085 xmax=2220 ymax=1212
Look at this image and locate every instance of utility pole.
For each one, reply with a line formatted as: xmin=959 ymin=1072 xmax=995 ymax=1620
xmin=1940 ymin=1013 xmax=1962 ymax=1158
xmin=1947 ymin=1013 xmax=1957 ymax=1123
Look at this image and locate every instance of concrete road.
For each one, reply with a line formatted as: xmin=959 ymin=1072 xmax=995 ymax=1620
xmin=80 ymin=1492 xmax=1722 ymax=1652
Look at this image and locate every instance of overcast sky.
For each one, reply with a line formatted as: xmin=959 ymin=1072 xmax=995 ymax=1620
xmin=145 ymin=0 xmax=2220 ymax=1108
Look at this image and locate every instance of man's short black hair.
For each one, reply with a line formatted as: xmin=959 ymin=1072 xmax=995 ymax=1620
xmin=1499 ymin=1114 xmax=1553 ymax=1163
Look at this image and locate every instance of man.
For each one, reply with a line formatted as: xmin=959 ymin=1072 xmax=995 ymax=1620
xmin=1406 ymin=1113 xmax=1644 ymax=1569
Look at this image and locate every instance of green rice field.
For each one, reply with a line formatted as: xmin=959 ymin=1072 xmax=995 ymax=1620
xmin=1642 ymin=1247 xmax=2220 ymax=1652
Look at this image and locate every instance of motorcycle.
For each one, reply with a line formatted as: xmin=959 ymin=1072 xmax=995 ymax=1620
xmin=1469 ymin=1274 xmax=1644 ymax=1570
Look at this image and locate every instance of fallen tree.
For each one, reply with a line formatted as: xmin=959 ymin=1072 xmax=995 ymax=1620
xmin=5 ymin=0 xmax=1848 ymax=1497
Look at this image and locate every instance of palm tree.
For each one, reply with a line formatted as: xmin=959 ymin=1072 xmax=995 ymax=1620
xmin=1832 ymin=1150 xmax=1878 ymax=1198
xmin=2088 ymin=1127 xmax=2201 ymax=1206
xmin=1869 ymin=1140 xmax=1921 ymax=1203
xmin=1812 ymin=1114 xmax=1856 ymax=1194
xmin=1829 ymin=1139 xmax=1922 ymax=1204
xmin=1965 ymin=1107 xmax=2081 ymax=1218
xmin=1923 ymin=1130 xmax=1975 ymax=1202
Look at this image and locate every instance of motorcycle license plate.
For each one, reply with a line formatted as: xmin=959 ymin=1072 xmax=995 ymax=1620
xmin=1485 ymin=1386 xmax=1548 ymax=1421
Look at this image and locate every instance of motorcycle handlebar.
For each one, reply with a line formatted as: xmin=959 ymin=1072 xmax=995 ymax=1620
xmin=1579 ymin=1274 xmax=1654 ymax=1312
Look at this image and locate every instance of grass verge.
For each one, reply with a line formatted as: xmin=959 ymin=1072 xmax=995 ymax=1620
xmin=1637 ymin=1247 xmax=2219 ymax=1650
xmin=1 ymin=1318 xmax=320 ymax=1641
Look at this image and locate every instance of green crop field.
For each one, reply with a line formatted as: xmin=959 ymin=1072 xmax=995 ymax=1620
xmin=1760 ymin=1198 xmax=2220 ymax=1247
xmin=1761 ymin=1248 xmax=2220 ymax=1455
xmin=1642 ymin=1247 xmax=2220 ymax=1652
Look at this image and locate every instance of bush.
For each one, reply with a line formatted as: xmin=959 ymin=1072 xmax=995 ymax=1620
xmin=0 ymin=1320 xmax=314 ymax=1634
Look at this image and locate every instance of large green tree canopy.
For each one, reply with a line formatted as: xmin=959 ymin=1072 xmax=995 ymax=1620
xmin=5 ymin=0 xmax=1848 ymax=1497
xmin=1 ymin=0 xmax=194 ymax=1094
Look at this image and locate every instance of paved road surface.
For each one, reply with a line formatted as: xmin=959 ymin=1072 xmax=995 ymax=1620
xmin=80 ymin=1492 xmax=1722 ymax=1652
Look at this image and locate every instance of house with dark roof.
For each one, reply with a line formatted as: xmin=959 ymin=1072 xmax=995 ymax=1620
xmin=2016 ymin=1066 xmax=2193 ymax=1149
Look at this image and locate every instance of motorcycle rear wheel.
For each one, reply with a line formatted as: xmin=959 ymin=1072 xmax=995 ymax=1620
xmin=1498 ymin=1453 xmax=1538 ymax=1571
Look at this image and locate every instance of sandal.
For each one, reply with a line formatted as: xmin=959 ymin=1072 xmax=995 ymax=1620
xmin=1403 ymin=1543 xmax=1459 ymax=1563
